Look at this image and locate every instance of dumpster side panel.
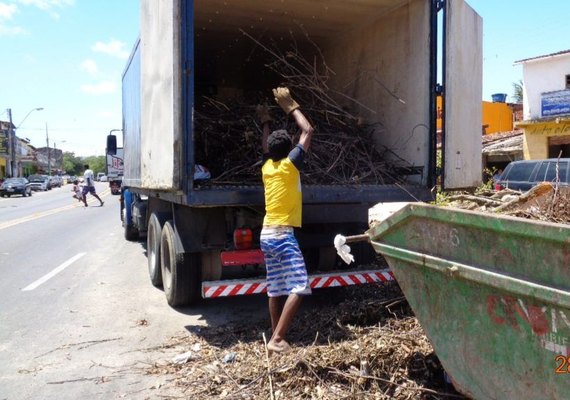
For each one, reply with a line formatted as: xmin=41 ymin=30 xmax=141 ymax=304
xmin=368 ymin=203 xmax=570 ymax=399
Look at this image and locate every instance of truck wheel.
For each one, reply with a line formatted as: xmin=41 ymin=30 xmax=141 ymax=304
xmin=147 ymin=212 xmax=168 ymax=287
xmin=125 ymin=223 xmax=139 ymax=241
xmin=161 ymin=221 xmax=200 ymax=306
xmin=123 ymin=189 xmax=138 ymax=241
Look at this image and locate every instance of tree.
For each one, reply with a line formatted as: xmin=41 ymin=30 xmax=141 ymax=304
xmin=82 ymin=155 xmax=106 ymax=175
xmin=512 ymin=80 xmax=523 ymax=104
xmin=63 ymin=152 xmax=83 ymax=175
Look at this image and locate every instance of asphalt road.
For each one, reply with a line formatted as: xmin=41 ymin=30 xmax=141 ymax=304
xmin=0 ymin=182 xmax=270 ymax=400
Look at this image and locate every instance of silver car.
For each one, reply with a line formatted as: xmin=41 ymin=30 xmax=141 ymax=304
xmin=28 ymin=174 xmax=50 ymax=191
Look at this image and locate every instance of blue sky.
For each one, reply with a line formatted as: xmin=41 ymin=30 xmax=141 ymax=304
xmin=0 ymin=0 xmax=139 ymax=156
xmin=468 ymin=0 xmax=570 ymax=101
xmin=1 ymin=0 xmax=569 ymax=156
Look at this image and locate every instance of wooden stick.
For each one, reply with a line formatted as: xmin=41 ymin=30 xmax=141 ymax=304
xmin=262 ymin=333 xmax=275 ymax=400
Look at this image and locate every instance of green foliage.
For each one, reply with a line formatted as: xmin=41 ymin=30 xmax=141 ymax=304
xmin=512 ymin=80 xmax=523 ymax=104
xmin=81 ymin=155 xmax=106 ymax=175
xmin=61 ymin=153 xmax=106 ymax=175
xmin=476 ymin=166 xmax=497 ymax=194
xmin=433 ymin=188 xmax=451 ymax=206
xmin=62 ymin=152 xmax=83 ymax=175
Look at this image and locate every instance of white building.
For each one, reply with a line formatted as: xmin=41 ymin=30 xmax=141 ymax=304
xmin=515 ymin=50 xmax=570 ymax=159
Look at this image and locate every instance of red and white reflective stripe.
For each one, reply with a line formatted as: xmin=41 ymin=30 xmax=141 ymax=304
xmin=202 ymin=269 xmax=394 ymax=299
xmin=203 ymin=280 xmax=267 ymax=298
xmin=310 ymin=270 xmax=394 ymax=289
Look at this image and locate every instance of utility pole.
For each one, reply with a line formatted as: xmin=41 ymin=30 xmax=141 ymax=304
xmin=7 ymin=108 xmax=16 ymax=177
xmin=46 ymin=123 xmax=51 ymax=175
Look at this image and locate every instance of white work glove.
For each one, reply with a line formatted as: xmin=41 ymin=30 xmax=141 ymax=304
xmin=334 ymin=234 xmax=354 ymax=265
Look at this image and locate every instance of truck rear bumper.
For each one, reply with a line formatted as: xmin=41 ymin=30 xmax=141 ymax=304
xmin=202 ymin=268 xmax=394 ymax=299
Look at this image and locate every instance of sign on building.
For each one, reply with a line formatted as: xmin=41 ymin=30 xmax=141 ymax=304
xmin=0 ymin=130 xmax=8 ymax=155
xmin=541 ymin=90 xmax=570 ymax=117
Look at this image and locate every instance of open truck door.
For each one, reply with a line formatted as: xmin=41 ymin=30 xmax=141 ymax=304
xmin=441 ymin=0 xmax=483 ymax=190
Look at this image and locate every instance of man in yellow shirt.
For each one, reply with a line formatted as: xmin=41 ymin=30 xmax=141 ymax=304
xmin=257 ymin=87 xmax=314 ymax=353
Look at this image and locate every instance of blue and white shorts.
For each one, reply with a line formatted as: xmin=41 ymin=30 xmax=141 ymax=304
xmin=260 ymin=226 xmax=311 ymax=298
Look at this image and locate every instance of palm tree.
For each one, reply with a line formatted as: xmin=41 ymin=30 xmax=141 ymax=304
xmin=512 ymin=80 xmax=523 ymax=104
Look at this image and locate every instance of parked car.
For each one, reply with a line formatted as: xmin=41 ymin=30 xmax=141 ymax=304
xmin=100 ymin=175 xmax=108 ymax=182
xmin=0 ymin=177 xmax=32 ymax=197
xmin=97 ymin=172 xmax=105 ymax=181
xmin=28 ymin=174 xmax=50 ymax=191
xmin=496 ymin=158 xmax=570 ymax=191
xmin=49 ymin=176 xmax=63 ymax=188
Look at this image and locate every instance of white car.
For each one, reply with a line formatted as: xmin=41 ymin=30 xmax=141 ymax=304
xmin=100 ymin=175 xmax=108 ymax=182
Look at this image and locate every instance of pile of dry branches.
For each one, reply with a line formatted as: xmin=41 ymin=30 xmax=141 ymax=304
xmin=194 ymin=31 xmax=417 ymax=186
xmin=144 ymin=283 xmax=465 ymax=399
xmin=444 ymin=183 xmax=570 ymax=224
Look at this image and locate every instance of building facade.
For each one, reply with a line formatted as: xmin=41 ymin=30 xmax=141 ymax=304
xmin=515 ymin=50 xmax=570 ymax=159
xmin=436 ymin=96 xmax=519 ymax=135
xmin=0 ymin=121 xmax=9 ymax=178
xmin=0 ymin=120 xmax=61 ymax=178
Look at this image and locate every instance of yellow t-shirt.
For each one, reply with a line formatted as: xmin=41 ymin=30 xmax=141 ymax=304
xmin=262 ymin=156 xmax=302 ymax=227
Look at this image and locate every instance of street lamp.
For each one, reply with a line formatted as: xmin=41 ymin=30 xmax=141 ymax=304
xmin=16 ymin=107 xmax=44 ymax=129
xmin=6 ymin=107 xmax=44 ymax=177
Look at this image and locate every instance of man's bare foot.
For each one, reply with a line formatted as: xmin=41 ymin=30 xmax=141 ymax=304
xmin=267 ymin=339 xmax=291 ymax=353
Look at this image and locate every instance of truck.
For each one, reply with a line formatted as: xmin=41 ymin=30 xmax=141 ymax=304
xmin=108 ymin=0 xmax=483 ymax=307
xmin=105 ymin=147 xmax=123 ymax=195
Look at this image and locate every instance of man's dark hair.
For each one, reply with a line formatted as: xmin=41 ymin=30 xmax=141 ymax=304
xmin=267 ymin=129 xmax=292 ymax=161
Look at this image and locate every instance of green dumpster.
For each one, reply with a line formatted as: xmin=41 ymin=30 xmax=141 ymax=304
xmin=366 ymin=203 xmax=570 ymax=399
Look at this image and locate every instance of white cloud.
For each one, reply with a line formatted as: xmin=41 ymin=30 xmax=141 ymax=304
xmin=0 ymin=0 xmax=73 ymax=35
xmin=0 ymin=24 xmax=26 ymax=35
xmin=80 ymin=59 xmax=98 ymax=75
xmin=80 ymin=81 xmax=116 ymax=95
xmin=92 ymin=39 xmax=129 ymax=60
xmin=0 ymin=2 xmax=26 ymax=35
xmin=0 ymin=3 xmax=18 ymax=19
xmin=18 ymin=0 xmax=74 ymax=19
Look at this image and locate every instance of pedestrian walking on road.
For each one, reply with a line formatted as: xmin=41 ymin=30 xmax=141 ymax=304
xmin=257 ymin=87 xmax=314 ymax=353
xmin=81 ymin=164 xmax=104 ymax=207
xmin=71 ymin=179 xmax=82 ymax=202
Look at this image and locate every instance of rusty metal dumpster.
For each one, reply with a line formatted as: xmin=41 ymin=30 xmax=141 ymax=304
xmin=366 ymin=202 xmax=570 ymax=400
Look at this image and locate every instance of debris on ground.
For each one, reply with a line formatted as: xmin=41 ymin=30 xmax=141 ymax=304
xmin=443 ymin=183 xmax=570 ymax=224
xmin=143 ymin=283 xmax=465 ymax=399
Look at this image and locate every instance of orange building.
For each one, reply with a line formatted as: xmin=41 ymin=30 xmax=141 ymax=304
xmin=437 ymin=96 xmax=515 ymax=135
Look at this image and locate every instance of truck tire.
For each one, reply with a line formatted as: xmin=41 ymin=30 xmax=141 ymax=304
xmin=161 ymin=221 xmax=200 ymax=307
xmin=125 ymin=223 xmax=139 ymax=241
xmin=123 ymin=189 xmax=139 ymax=241
xmin=147 ymin=212 xmax=168 ymax=287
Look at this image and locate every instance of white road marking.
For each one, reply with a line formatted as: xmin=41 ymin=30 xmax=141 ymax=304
xmin=22 ymin=253 xmax=86 ymax=291
xmin=0 ymin=188 xmax=111 ymax=231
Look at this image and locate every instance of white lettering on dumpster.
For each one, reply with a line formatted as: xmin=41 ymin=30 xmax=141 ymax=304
xmin=449 ymin=228 xmax=460 ymax=247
